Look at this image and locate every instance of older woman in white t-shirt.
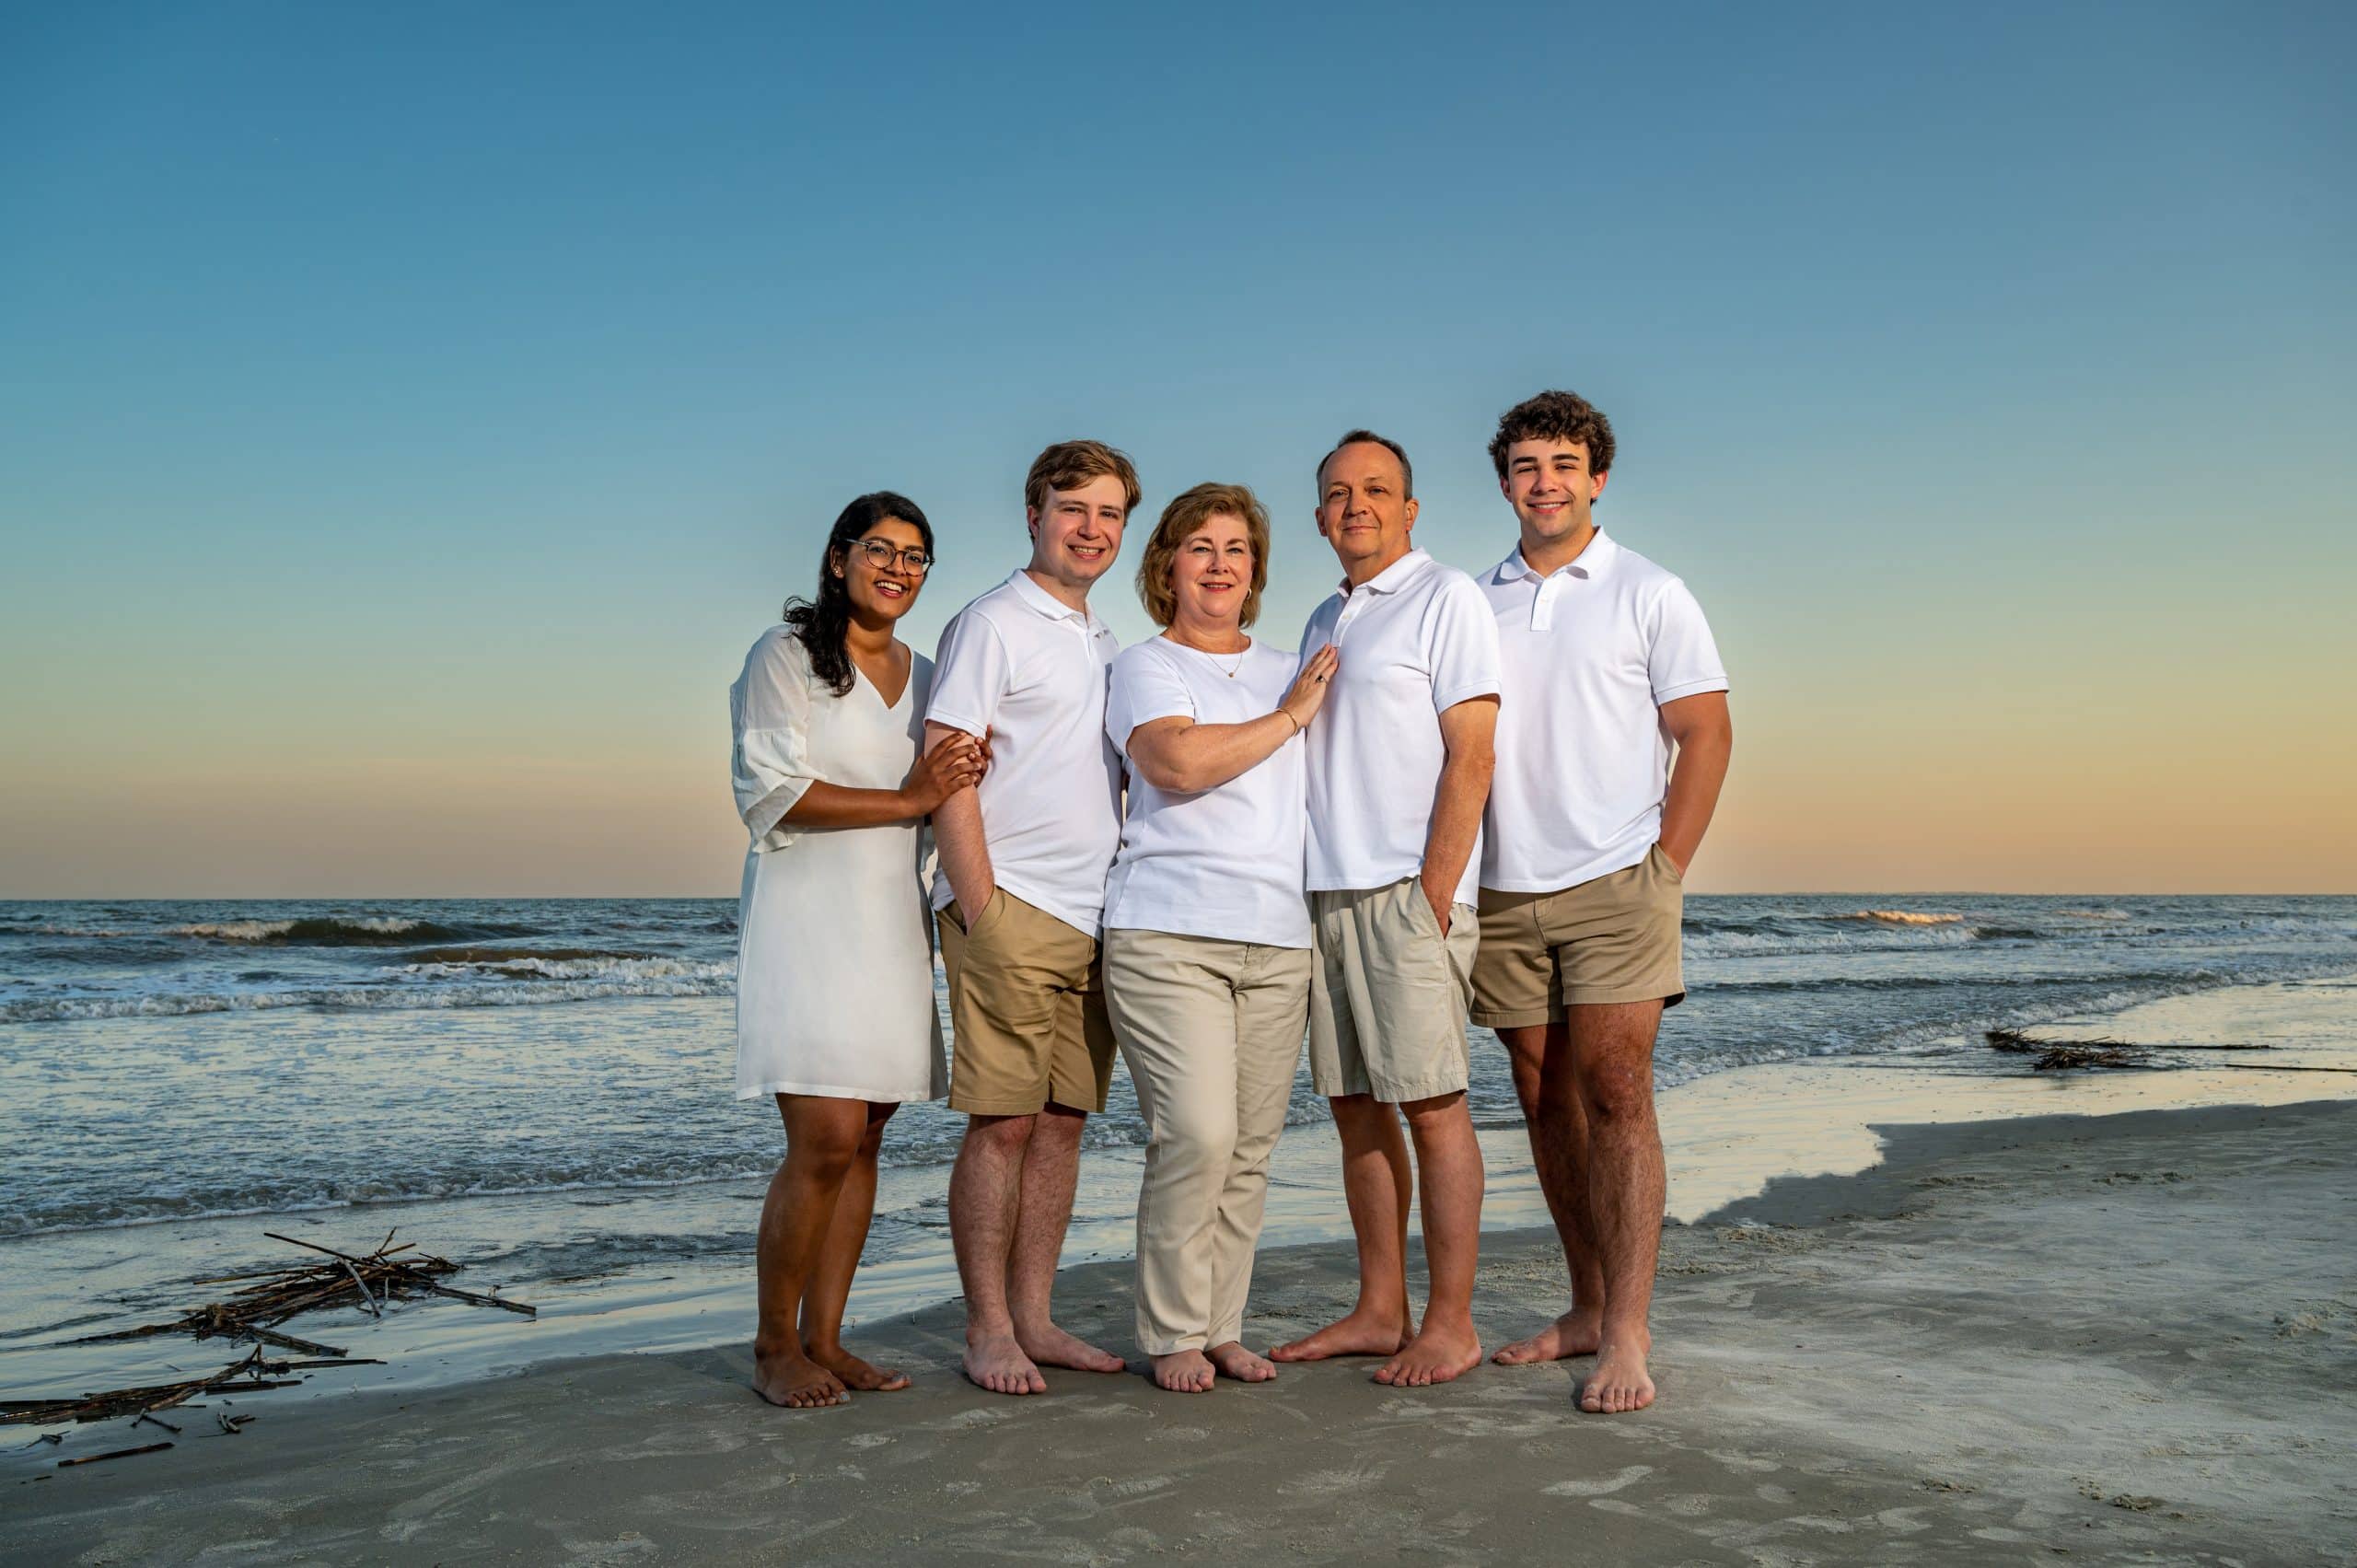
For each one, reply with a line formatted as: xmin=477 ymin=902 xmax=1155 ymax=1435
xmin=1101 ymin=482 xmax=1340 ymax=1393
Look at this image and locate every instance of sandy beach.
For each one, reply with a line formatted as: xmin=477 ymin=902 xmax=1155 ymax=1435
xmin=9 ymin=1086 xmax=2353 ymax=1566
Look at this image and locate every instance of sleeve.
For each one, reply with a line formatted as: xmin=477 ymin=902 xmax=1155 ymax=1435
xmin=1426 ymin=576 xmax=1504 ymax=714
xmin=1104 ymin=649 xmax=1197 ymax=758
xmin=731 ymin=633 xmax=817 ymax=842
xmin=925 ymin=609 xmax=1014 ymax=738
xmin=1646 ymin=578 xmax=1730 ymax=704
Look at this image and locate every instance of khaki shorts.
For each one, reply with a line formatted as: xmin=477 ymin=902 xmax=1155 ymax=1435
xmin=937 ymin=888 xmax=1117 ymax=1116
xmin=1470 ymin=844 xmax=1687 ymax=1028
xmin=1307 ymin=878 xmax=1480 ymax=1104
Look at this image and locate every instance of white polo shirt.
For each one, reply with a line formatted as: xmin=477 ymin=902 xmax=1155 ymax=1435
xmin=1297 ymin=548 xmax=1503 ymax=907
xmin=1100 ymin=637 xmax=1311 ymax=948
xmin=1480 ymin=530 xmax=1728 ymax=894
xmin=926 ymin=569 xmax=1124 ymax=935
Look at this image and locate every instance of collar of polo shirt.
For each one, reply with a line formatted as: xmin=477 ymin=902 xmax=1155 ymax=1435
xmin=1340 ymin=545 xmax=1433 ymax=598
xmin=1004 ymin=567 xmax=1106 ymax=632
xmin=1497 ymin=528 xmax=1621 ymax=585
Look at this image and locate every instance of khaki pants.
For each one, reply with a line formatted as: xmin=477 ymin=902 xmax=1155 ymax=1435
xmin=1102 ymin=928 xmax=1312 ymax=1355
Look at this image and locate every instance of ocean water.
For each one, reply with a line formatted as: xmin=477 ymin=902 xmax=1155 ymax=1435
xmin=4 ymin=894 xmax=2352 ymax=1251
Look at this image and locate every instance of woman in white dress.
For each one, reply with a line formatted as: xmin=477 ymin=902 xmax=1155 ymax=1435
xmin=1099 ymin=482 xmax=1339 ymax=1392
xmin=731 ymin=492 xmax=986 ymax=1410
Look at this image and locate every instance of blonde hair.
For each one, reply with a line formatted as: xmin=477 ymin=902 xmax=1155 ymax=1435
xmin=1135 ymin=482 xmax=1271 ymax=629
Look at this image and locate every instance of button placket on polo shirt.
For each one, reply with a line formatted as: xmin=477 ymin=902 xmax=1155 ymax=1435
xmin=1526 ymin=563 xmax=1592 ymax=633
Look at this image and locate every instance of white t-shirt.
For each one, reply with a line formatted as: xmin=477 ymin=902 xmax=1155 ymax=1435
xmin=1480 ymin=531 xmax=1729 ymax=893
xmin=1297 ymin=548 xmax=1503 ymax=907
xmin=1101 ymin=637 xmax=1311 ymax=948
xmin=926 ymin=569 xmax=1123 ymax=935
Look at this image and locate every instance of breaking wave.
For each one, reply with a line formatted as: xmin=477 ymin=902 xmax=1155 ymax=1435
xmin=1842 ymin=910 xmax=1964 ymax=926
xmin=170 ymin=916 xmax=480 ymax=946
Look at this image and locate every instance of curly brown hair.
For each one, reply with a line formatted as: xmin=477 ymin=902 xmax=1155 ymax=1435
xmin=1134 ymin=482 xmax=1271 ymax=630
xmin=1024 ymin=438 xmax=1142 ymax=517
xmin=1488 ymin=390 xmax=1615 ymax=479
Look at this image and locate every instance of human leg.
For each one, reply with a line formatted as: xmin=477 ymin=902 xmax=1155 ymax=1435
xmin=1492 ymin=1020 xmax=1606 ymax=1365
xmin=949 ymin=1110 xmax=1046 ymax=1394
xmin=753 ymin=1094 xmax=871 ymax=1408
xmin=1270 ymin=1092 xmax=1413 ymax=1361
xmin=1007 ymin=1099 xmax=1124 ymax=1374
xmin=796 ymin=1099 xmax=910 ymax=1392
xmin=1103 ymin=930 xmax=1242 ymax=1391
xmin=1376 ymin=1089 xmax=1485 ymax=1387
xmin=1570 ymin=999 xmax=1666 ymax=1412
xmin=1202 ymin=945 xmax=1310 ymax=1381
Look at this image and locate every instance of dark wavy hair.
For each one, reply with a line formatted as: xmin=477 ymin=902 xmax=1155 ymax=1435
xmin=781 ymin=492 xmax=935 ymax=697
xmin=1488 ymin=389 xmax=1615 ymax=479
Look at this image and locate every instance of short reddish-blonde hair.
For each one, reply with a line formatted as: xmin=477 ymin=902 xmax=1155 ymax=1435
xmin=1135 ymin=482 xmax=1271 ymax=629
xmin=1024 ymin=439 xmax=1142 ymax=517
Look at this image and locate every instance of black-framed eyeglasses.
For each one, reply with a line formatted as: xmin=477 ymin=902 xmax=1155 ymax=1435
xmin=851 ymin=539 xmax=932 ymax=575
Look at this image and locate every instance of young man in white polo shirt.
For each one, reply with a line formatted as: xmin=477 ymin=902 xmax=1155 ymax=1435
xmin=925 ymin=439 xmax=1136 ymax=1397
xmin=1474 ymin=390 xmax=1733 ymax=1415
xmin=1268 ymin=430 xmax=1502 ymax=1388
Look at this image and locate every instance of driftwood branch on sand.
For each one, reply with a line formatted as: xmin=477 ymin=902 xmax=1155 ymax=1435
xmin=1984 ymin=1027 xmax=2275 ymax=1072
xmin=3 ymin=1230 xmax=534 ymax=1465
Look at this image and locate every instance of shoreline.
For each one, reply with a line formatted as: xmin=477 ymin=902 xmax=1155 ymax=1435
xmin=6 ymin=973 xmax=2353 ymax=1410
xmin=9 ymin=1094 xmax=2354 ymax=1564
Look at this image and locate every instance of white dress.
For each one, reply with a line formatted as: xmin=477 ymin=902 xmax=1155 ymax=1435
xmin=730 ymin=626 xmax=947 ymax=1103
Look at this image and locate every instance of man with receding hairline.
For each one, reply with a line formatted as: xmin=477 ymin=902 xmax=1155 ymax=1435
xmin=1270 ymin=428 xmax=1502 ymax=1388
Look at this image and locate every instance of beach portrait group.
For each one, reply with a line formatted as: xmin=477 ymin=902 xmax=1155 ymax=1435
xmin=733 ymin=397 xmax=1731 ymax=1415
xmin=6 ymin=3 xmax=2352 ymax=1564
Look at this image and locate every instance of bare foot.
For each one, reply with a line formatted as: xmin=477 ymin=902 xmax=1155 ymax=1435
xmin=1579 ymin=1334 xmax=1656 ymax=1413
xmin=1205 ymin=1342 xmax=1276 ymax=1383
xmin=1014 ymin=1318 xmax=1124 ymax=1375
xmin=1491 ymin=1307 xmax=1603 ymax=1366
xmin=807 ymin=1342 xmax=911 ymax=1392
xmin=752 ymin=1344 xmax=849 ymax=1409
xmin=1268 ymin=1308 xmax=1411 ymax=1363
xmin=962 ymin=1330 xmax=1047 ymax=1396
xmin=1376 ymin=1318 xmax=1482 ymax=1387
xmin=1150 ymin=1349 xmax=1214 ymax=1392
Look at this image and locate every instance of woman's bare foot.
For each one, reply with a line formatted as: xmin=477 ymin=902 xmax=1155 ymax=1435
xmin=963 ymin=1329 xmax=1047 ymax=1396
xmin=753 ymin=1343 xmax=849 ymax=1409
xmin=1205 ymin=1342 xmax=1276 ymax=1383
xmin=1150 ymin=1349 xmax=1215 ymax=1392
xmin=1579 ymin=1334 xmax=1655 ymax=1413
xmin=1375 ymin=1317 xmax=1482 ymax=1387
xmin=807 ymin=1342 xmax=911 ymax=1392
xmin=1491 ymin=1307 xmax=1603 ymax=1365
xmin=1269 ymin=1308 xmax=1411 ymax=1363
xmin=1014 ymin=1318 xmax=1124 ymax=1374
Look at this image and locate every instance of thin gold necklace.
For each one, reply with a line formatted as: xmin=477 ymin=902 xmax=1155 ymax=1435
xmin=1169 ymin=629 xmax=1248 ymax=677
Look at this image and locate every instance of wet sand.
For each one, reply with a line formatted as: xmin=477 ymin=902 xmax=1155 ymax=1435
xmin=9 ymin=1095 xmax=2354 ymax=1566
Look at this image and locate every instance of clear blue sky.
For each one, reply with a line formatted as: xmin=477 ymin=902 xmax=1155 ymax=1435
xmin=3 ymin=1 xmax=2351 ymax=894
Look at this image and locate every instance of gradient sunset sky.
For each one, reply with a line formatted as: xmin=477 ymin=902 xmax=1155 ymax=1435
xmin=4 ymin=2 xmax=2351 ymax=896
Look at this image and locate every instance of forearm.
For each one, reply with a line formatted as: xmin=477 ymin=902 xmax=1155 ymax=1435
xmin=1131 ymin=712 xmax=1298 ymax=794
xmin=1420 ymin=750 xmax=1493 ymax=905
xmin=924 ymin=724 xmax=994 ymax=915
xmin=1656 ymin=727 xmax=1731 ymax=871
xmin=778 ymin=780 xmax=922 ymax=830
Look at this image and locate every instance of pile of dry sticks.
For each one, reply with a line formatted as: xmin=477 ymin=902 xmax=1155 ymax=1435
xmin=1983 ymin=1027 xmax=2282 ymax=1073
xmin=3 ymin=1230 xmax=531 ymax=1466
